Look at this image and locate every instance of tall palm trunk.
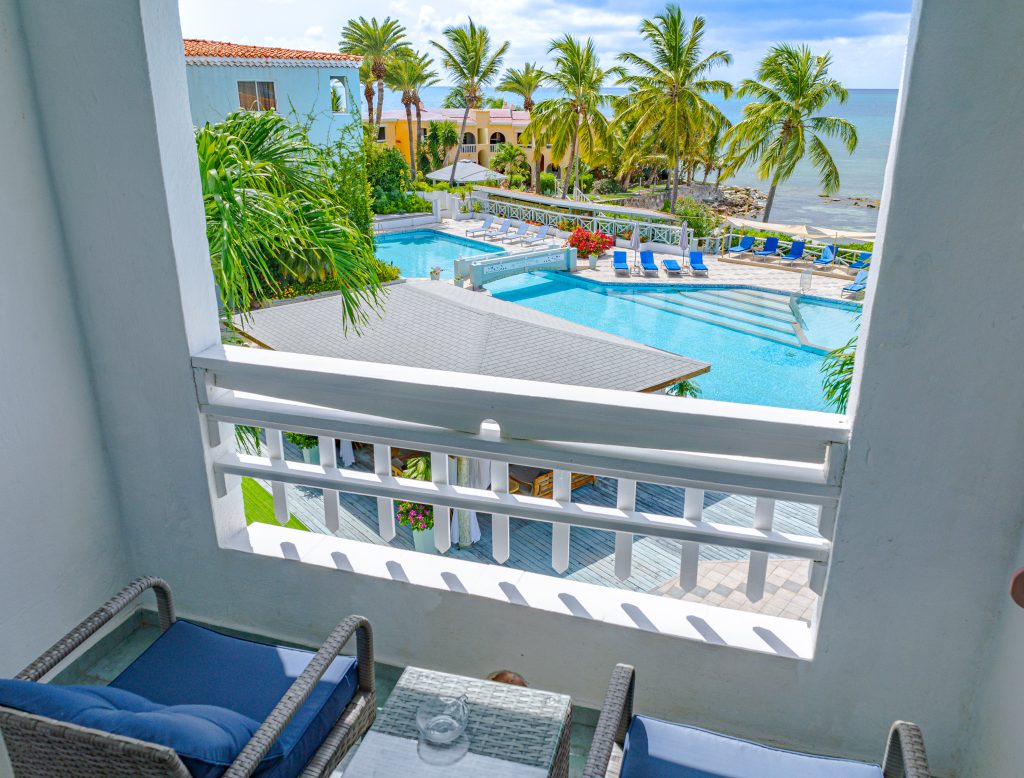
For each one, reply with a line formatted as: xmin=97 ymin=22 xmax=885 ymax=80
xmin=403 ymin=95 xmax=416 ymax=178
xmin=532 ymin=155 xmax=541 ymax=192
xmin=669 ymin=99 xmax=680 ymax=213
xmin=364 ymin=82 xmax=374 ymax=119
xmin=763 ymin=177 xmax=780 ymax=221
xmin=451 ymin=103 xmax=471 ymax=187
xmin=414 ymin=100 xmax=424 ymax=173
xmin=561 ymin=112 xmax=582 ymax=199
xmin=375 ymin=78 xmax=385 ymax=129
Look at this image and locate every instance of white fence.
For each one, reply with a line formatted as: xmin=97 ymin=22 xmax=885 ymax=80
xmin=193 ymin=345 xmax=848 ymax=605
xmin=464 ymin=246 xmax=574 ymax=289
xmin=477 ymin=197 xmax=695 ymax=251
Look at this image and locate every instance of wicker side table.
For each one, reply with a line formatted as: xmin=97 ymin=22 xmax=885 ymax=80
xmin=344 ymin=667 xmax=572 ymax=777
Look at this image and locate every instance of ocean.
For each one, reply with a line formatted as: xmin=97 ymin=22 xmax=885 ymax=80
xmin=379 ymin=87 xmax=898 ymax=232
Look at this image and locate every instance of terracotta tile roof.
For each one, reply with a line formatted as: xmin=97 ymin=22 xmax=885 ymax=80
xmin=184 ymin=39 xmax=361 ymax=63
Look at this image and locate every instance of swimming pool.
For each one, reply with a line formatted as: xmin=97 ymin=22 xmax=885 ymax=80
xmin=487 ymin=272 xmax=860 ymax=412
xmin=375 ymin=229 xmax=504 ymax=278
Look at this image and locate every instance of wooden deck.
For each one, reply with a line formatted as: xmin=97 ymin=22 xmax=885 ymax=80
xmin=263 ymin=442 xmax=819 ymax=595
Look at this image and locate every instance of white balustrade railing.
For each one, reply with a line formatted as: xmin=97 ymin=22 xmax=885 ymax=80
xmin=459 ymin=144 xmax=477 ymax=154
xmin=478 ymin=197 xmax=695 ymax=248
xmin=723 ymin=232 xmax=872 ymax=268
xmin=193 ymin=345 xmax=849 ymax=604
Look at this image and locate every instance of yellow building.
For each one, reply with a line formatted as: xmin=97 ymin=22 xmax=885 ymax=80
xmin=373 ymin=107 xmax=567 ymax=181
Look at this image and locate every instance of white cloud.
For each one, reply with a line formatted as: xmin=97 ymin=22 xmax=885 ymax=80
xmin=304 ymin=25 xmax=323 ymax=36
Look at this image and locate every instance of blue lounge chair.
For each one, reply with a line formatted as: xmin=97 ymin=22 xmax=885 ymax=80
xmin=662 ymin=258 xmax=683 ymax=276
xmin=813 ymin=245 xmax=837 ymax=267
xmin=778 ymin=240 xmax=806 ymax=263
xmin=586 ymin=665 xmax=929 ymax=778
xmin=753 ymin=236 xmax=780 ymax=258
xmin=849 ymin=251 xmax=872 ymax=270
xmin=484 ymin=220 xmax=516 ymax=241
xmin=727 ymin=235 xmax=756 ymax=254
xmin=0 ymin=578 xmax=376 ymax=778
xmin=842 ymin=270 xmax=869 ymax=297
xmin=688 ymin=251 xmax=708 ymax=277
xmin=465 ymin=214 xmax=494 ymax=236
xmin=613 ymin=250 xmax=630 ymax=276
xmin=639 ymin=250 xmax=659 ymax=277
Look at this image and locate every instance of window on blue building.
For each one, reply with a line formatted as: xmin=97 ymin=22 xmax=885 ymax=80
xmin=237 ymin=81 xmax=276 ymax=111
xmin=330 ymin=76 xmax=349 ymax=113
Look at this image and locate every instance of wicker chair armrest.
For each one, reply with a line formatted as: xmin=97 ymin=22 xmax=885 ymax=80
xmin=223 ymin=615 xmax=374 ymax=778
xmin=16 ymin=576 xmax=175 ymax=682
xmin=583 ymin=663 xmax=635 ymax=778
xmin=882 ymin=720 xmax=929 ymax=778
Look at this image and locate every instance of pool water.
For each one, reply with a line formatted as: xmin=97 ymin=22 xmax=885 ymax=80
xmin=375 ymin=230 xmax=504 ymax=278
xmin=487 ymin=272 xmax=860 ymax=412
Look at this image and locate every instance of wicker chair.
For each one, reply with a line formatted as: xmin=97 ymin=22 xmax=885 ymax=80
xmin=0 ymin=577 xmax=375 ymax=777
xmin=507 ymin=465 xmax=597 ymax=498
xmin=584 ymin=664 xmax=929 ymax=778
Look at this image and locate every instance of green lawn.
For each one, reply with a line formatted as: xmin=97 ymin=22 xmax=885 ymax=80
xmin=241 ymin=477 xmax=308 ymax=531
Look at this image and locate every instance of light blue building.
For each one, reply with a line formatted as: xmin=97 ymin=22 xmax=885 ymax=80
xmin=184 ymin=39 xmax=361 ymax=146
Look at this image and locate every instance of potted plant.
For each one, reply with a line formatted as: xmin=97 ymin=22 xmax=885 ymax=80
xmin=284 ymin=432 xmax=319 ymax=464
xmin=429 ymin=266 xmax=443 ymax=280
xmin=567 ymin=228 xmax=614 ymax=270
xmin=398 ymin=454 xmax=437 ymax=553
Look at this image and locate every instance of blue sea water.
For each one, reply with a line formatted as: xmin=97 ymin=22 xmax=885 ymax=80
xmin=486 ymin=271 xmax=860 ymax=412
xmin=375 ymin=230 xmax=503 ymax=278
xmin=382 ymin=87 xmax=898 ymax=232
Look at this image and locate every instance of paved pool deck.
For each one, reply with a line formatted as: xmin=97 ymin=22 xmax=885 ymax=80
xmin=409 ymin=219 xmax=859 ymax=302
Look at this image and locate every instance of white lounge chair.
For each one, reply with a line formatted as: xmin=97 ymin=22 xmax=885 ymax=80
xmin=502 ymin=223 xmax=530 ymax=243
xmin=520 ymin=224 xmax=551 ymax=247
xmin=485 ymin=220 xmax=517 ymax=241
xmin=465 ymin=215 xmax=495 ymax=237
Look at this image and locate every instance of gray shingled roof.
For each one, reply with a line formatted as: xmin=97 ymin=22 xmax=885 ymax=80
xmin=236 ymin=280 xmax=709 ymax=392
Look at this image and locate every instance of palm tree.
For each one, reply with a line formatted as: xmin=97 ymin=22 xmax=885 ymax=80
xmin=432 ymin=19 xmax=510 ymax=186
xmin=700 ymin=117 xmax=731 ymax=187
xmin=498 ymin=62 xmax=544 ymax=185
xmin=725 ymin=43 xmax=858 ymax=221
xmin=526 ymin=35 xmax=621 ymax=199
xmin=498 ymin=62 xmax=543 ymax=111
xmin=195 ymin=111 xmax=383 ymax=326
xmin=386 ymin=52 xmax=438 ymax=179
xmin=358 ymin=60 xmax=374 ymax=119
xmin=490 ymin=143 xmax=528 ymax=177
xmin=339 ymin=16 xmax=410 ymax=130
xmin=616 ymin=6 xmax=731 ymax=213
xmin=424 ymin=120 xmax=459 ymax=169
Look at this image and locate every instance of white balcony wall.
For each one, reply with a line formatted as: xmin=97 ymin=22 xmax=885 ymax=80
xmin=0 ymin=0 xmax=129 ymax=677
xmin=1 ymin=1 xmax=1022 ymax=776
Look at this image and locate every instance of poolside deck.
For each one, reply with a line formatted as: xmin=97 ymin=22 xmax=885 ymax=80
xmin=259 ymin=440 xmax=820 ymax=621
xmin=423 ymin=219 xmax=856 ymax=301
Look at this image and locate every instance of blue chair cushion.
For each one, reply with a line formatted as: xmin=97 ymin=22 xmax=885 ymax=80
xmin=109 ymin=620 xmax=360 ymax=778
xmin=0 ymin=680 xmax=272 ymax=778
xmin=620 ymin=716 xmax=883 ymax=778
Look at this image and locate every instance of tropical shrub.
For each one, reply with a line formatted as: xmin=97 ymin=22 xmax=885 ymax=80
xmin=373 ymin=192 xmax=433 ymax=214
xmin=283 ymin=432 xmax=318 ymax=449
xmin=272 ymin=261 xmax=399 ymax=300
xmin=508 ymin=173 xmax=525 ymax=189
xmin=195 ymin=111 xmax=382 ymax=325
xmin=538 ymin=172 xmax=557 ymax=195
xmin=675 ymin=196 xmax=721 ymax=238
xmin=396 ymin=501 xmax=434 ymax=531
xmin=666 ymin=380 xmax=702 ymax=398
xmin=567 ymin=228 xmax=614 ymax=258
xmin=592 ymin=178 xmax=622 ymax=195
xmin=365 ymin=141 xmax=410 ymax=196
xmin=821 ymin=335 xmax=857 ymax=413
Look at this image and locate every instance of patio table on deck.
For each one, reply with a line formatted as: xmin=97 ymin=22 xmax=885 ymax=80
xmin=343 ymin=666 xmax=572 ymax=777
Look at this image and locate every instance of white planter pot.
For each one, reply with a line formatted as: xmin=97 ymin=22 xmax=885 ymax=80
xmin=588 ymin=256 xmax=598 ymax=270
xmin=301 ymin=447 xmax=319 ymax=465
xmin=412 ymin=527 xmax=437 ymax=554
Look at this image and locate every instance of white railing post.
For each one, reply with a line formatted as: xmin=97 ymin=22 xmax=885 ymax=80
xmin=746 ymin=497 xmax=776 ymax=601
xmin=373 ymin=443 xmax=395 ymax=541
xmin=551 ymin=470 xmax=572 ymax=573
xmin=318 ymin=435 xmax=339 ymax=533
xmin=679 ymin=487 xmax=704 ymax=591
xmin=431 ymin=451 xmax=451 ymax=553
xmin=615 ymin=478 xmax=636 ymax=580
xmin=265 ymin=428 xmax=290 ymax=525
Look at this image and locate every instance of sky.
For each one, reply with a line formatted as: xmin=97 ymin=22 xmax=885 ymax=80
xmin=177 ymin=0 xmax=912 ymax=89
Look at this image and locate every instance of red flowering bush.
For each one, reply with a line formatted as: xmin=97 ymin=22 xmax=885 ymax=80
xmin=567 ymin=228 xmax=614 ymax=258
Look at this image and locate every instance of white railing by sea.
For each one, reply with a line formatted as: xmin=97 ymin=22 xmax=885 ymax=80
xmin=476 ymin=195 xmax=695 ymax=249
xmin=193 ymin=345 xmax=848 ymax=610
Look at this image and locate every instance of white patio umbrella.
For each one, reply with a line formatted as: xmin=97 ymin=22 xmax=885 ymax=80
xmin=629 ymin=222 xmax=641 ymax=270
xmin=426 ymin=161 xmax=507 ymax=184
